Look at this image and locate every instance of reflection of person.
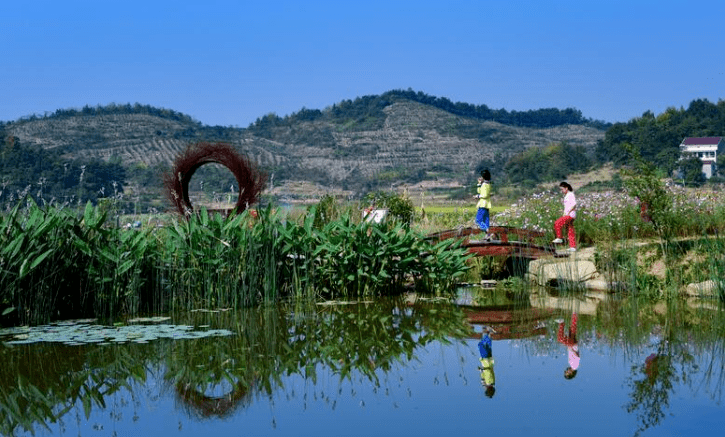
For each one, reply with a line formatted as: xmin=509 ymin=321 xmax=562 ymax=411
xmin=475 ymin=169 xmax=493 ymax=240
xmin=478 ymin=328 xmax=496 ymax=397
xmin=556 ymin=313 xmax=579 ymax=379
xmin=552 ymin=181 xmax=577 ymax=252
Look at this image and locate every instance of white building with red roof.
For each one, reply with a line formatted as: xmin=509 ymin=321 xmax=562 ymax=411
xmin=679 ymin=137 xmax=724 ymax=178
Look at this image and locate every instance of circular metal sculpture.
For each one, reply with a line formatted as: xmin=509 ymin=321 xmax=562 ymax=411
xmin=163 ymin=141 xmax=266 ymax=217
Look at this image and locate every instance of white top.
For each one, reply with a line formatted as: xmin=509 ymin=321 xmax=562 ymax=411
xmin=563 ymin=191 xmax=576 ymax=218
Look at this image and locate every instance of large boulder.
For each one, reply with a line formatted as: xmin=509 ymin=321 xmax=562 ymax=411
xmin=685 ymin=280 xmax=723 ymax=298
xmin=526 ymin=252 xmax=598 ymax=287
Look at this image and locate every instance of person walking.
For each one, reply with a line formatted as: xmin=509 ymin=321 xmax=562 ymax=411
xmin=552 ymin=181 xmax=577 ymax=252
xmin=475 ymin=169 xmax=493 ymax=240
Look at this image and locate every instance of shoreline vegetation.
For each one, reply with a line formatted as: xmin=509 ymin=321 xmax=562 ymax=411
xmin=2 ymin=162 xmax=725 ymax=327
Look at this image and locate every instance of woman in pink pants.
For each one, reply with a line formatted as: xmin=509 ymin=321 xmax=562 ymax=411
xmin=552 ymin=182 xmax=577 ymax=251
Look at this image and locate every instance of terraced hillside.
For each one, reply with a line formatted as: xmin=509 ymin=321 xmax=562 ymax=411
xmin=4 ymin=94 xmax=606 ymax=199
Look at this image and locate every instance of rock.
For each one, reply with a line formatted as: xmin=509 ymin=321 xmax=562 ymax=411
xmin=526 ymin=256 xmax=598 ymax=287
xmin=583 ymin=279 xmax=626 ymax=292
xmin=685 ymin=280 xmax=723 ymax=298
xmin=528 ymin=292 xmax=603 ymax=315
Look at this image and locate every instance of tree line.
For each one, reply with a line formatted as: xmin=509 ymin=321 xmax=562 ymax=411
xmin=17 ymin=103 xmax=202 ymax=126
xmin=596 ymin=98 xmax=725 ymax=186
xmin=0 ymin=129 xmax=126 ymax=207
xmin=248 ymin=89 xmax=611 ymax=133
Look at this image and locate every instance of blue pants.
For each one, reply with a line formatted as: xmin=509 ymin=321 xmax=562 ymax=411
xmin=476 ymin=207 xmax=490 ymax=232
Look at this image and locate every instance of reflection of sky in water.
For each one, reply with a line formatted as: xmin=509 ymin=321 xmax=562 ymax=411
xmin=21 ymin=336 xmax=724 ymax=437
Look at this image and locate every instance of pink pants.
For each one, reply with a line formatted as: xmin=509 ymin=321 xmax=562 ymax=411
xmin=554 ymin=215 xmax=576 ymax=248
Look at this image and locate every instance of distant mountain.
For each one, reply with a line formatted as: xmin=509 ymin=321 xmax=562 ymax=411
xmin=3 ymin=91 xmax=608 ymax=205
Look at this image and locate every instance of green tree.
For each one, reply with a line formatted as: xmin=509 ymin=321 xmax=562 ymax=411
xmin=679 ymin=157 xmax=706 ymax=187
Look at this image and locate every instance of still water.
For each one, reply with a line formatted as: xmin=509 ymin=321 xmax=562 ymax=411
xmin=1 ymin=291 xmax=723 ymax=437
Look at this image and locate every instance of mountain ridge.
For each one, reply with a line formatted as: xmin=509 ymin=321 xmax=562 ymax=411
xmin=3 ymin=91 xmax=607 ymax=203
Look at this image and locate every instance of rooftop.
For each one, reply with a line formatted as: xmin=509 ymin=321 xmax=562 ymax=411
xmin=681 ymin=137 xmax=723 ymax=145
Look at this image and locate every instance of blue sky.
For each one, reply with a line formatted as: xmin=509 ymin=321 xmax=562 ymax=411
xmin=2 ymin=0 xmax=724 ymax=127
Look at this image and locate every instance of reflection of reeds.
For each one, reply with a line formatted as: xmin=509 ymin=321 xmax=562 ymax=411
xmin=0 ymin=297 xmax=471 ymax=435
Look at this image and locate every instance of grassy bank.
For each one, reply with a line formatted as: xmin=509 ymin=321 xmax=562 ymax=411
xmin=420 ymin=181 xmax=725 ymax=300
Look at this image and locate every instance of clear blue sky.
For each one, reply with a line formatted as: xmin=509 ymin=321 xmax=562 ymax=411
xmin=3 ymin=0 xmax=724 ymax=127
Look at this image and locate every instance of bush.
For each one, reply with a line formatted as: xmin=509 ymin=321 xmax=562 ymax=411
xmin=363 ymin=191 xmax=415 ymax=226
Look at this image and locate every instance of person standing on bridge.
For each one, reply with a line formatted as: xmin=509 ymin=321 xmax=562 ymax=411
xmin=475 ymin=169 xmax=493 ymax=241
xmin=552 ymin=181 xmax=577 ymax=252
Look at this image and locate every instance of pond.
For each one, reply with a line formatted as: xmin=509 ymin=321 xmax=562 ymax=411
xmin=1 ymin=290 xmax=724 ymax=437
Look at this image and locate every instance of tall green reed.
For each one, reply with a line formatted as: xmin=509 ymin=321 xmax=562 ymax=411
xmin=2 ymin=200 xmax=471 ymax=326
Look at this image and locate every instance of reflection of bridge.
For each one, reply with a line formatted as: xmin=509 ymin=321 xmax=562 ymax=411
xmin=426 ymin=226 xmax=566 ymax=259
xmin=463 ymin=306 xmax=556 ymax=340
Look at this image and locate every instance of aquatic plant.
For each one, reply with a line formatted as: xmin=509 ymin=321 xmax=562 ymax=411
xmin=0 ymin=198 xmax=471 ymax=326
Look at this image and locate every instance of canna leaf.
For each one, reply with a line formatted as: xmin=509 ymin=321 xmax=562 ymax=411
xmin=117 ymin=259 xmax=135 ymax=276
xmin=18 ymin=248 xmax=54 ymax=279
xmin=1 ymin=306 xmax=15 ymax=316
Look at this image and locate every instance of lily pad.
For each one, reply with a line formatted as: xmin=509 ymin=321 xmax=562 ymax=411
xmin=1 ymin=319 xmax=234 ymax=346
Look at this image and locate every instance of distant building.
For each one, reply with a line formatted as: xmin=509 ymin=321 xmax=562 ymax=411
xmin=679 ymin=137 xmax=724 ymax=179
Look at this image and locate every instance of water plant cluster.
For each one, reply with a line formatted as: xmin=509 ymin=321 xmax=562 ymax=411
xmin=0 ymin=199 xmax=470 ymax=326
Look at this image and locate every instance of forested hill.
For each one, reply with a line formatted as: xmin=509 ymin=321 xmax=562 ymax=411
xmin=1 ymin=90 xmax=608 ymax=208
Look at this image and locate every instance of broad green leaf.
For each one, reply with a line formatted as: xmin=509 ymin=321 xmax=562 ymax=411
xmin=1 ymin=306 xmax=15 ymax=316
xmin=117 ymin=260 xmax=135 ymax=276
xmin=27 ymin=248 xmax=54 ymax=273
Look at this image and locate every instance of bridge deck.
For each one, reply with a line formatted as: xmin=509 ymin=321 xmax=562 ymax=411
xmin=426 ymin=226 xmax=565 ymax=259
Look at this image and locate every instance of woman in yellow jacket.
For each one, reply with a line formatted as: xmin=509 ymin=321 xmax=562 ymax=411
xmin=475 ymin=169 xmax=492 ymax=240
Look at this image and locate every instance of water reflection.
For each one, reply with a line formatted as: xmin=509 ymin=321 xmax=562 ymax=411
xmin=556 ymin=312 xmax=580 ymax=380
xmin=0 ymin=297 xmax=470 ymax=436
xmin=1 ymin=291 xmax=724 ymax=436
xmin=477 ymin=328 xmax=495 ymax=398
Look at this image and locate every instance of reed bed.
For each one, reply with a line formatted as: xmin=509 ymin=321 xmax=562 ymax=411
xmin=0 ymin=199 xmax=470 ymax=326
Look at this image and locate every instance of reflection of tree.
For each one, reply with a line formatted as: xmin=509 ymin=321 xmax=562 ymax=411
xmin=585 ymin=297 xmax=725 ymax=437
xmin=624 ymin=352 xmax=676 ymax=437
xmin=623 ymin=316 xmax=699 ymax=437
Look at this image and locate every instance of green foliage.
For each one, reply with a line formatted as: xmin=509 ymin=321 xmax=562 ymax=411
xmin=363 ymin=191 xmax=415 ymax=225
xmin=595 ymin=98 xmax=725 ymax=174
xmin=619 ymin=143 xmax=673 ymax=239
xmin=278 ymin=207 xmax=470 ymax=298
xmin=503 ymin=142 xmax=591 ymax=185
xmin=385 ymin=89 xmax=607 ymax=128
xmin=679 ymin=157 xmax=706 ymax=187
xmin=0 ymin=200 xmax=470 ymax=325
xmin=44 ymin=103 xmax=201 ymax=125
xmin=311 ymin=194 xmax=341 ymax=228
xmin=0 ymin=132 xmax=126 ymax=207
xmin=248 ymin=89 xmax=599 ymax=134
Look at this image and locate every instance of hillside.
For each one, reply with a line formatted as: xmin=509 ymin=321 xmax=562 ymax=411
xmin=3 ymin=92 xmax=607 ymax=206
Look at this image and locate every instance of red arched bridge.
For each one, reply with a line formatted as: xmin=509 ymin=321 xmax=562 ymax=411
xmin=426 ymin=226 xmax=566 ymax=259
